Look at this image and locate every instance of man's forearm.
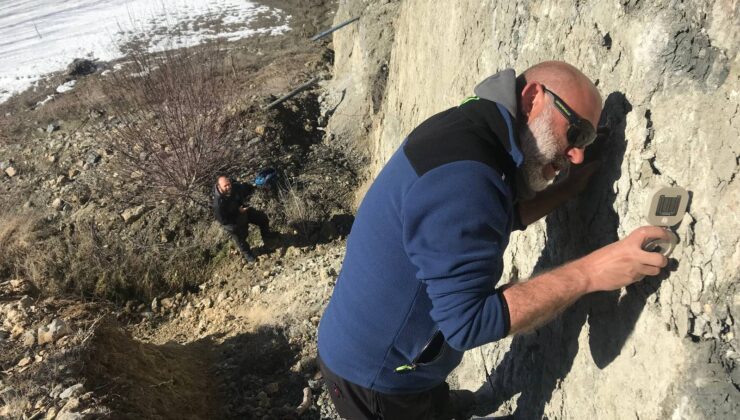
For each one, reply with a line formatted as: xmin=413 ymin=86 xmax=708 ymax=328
xmin=518 ymin=182 xmax=575 ymax=226
xmin=502 ymin=262 xmax=590 ymax=335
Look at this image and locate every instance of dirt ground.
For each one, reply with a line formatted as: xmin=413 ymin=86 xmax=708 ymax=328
xmin=1 ymin=1 xmax=356 ymax=418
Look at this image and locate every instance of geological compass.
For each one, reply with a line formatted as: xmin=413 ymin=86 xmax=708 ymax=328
xmin=642 ymin=186 xmax=689 ymax=257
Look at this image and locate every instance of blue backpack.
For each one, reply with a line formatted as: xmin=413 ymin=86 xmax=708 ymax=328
xmin=254 ymin=168 xmax=278 ymax=188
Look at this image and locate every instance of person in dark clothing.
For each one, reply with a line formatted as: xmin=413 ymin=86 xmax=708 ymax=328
xmin=213 ymin=175 xmax=271 ymax=263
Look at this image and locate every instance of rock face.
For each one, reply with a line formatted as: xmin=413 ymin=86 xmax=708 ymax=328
xmin=328 ymin=1 xmax=739 ymax=418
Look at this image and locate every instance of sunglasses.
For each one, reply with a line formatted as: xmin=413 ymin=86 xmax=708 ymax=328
xmin=542 ymin=86 xmax=597 ymax=148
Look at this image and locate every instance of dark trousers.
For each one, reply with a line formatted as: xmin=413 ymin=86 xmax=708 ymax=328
xmin=223 ymin=208 xmax=270 ymax=258
xmin=318 ymin=356 xmax=452 ymax=420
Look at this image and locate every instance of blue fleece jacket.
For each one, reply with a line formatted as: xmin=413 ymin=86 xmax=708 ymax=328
xmin=318 ymin=69 xmax=525 ymax=394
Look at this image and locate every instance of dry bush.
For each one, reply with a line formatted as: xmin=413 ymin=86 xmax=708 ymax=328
xmin=278 ymin=178 xmax=320 ymax=235
xmin=102 ymin=41 xmax=241 ymax=202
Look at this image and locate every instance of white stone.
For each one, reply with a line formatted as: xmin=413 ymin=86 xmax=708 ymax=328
xmin=59 ymin=383 xmax=84 ymax=399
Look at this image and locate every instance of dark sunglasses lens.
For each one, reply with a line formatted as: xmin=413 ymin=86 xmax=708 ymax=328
xmin=568 ymin=121 xmax=596 ymax=147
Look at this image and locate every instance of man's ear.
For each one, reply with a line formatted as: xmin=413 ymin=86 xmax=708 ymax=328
xmin=519 ymin=82 xmax=543 ymax=121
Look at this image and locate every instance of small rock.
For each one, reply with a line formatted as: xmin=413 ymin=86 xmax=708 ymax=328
xmin=10 ymin=324 xmax=25 ymax=339
xmin=44 ymin=407 xmax=58 ymax=420
xmin=121 ymin=205 xmax=148 ymax=224
xmin=47 ymin=123 xmax=59 ymax=133
xmin=17 ymin=356 xmax=32 ymax=367
xmin=160 ymin=297 xmax=174 ymax=310
xmin=255 ymin=125 xmax=266 ymax=135
xmin=37 ymin=318 xmax=71 ymax=345
xmin=4 ymin=166 xmax=17 ymax=177
xmin=51 ymin=198 xmax=64 ymax=211
xmin=68 ymin=168 xmax=80 ymax=178
xmin=151 ymin=297 xmax=159 ymax=312
xmin=251 ymin=285 xmax=261 ymax=296
xmin=59 ymin=384 xmax=84 ymax=399
xmin=85 ymin=151 xmax=100 ymax=166
xmin=202 ymin=297 xmax=213 ymax=309
xmin=10 ymin=279 xmax=31 ymax=292
xmin=21 ymin=331 xmax=35 ymax=347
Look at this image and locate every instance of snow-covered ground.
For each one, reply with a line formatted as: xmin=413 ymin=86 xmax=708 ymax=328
xmin=0 ymin=0 xmax=291 ymax=103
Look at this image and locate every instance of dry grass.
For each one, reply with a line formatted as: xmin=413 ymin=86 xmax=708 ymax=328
xmin=278 ymin=178 xmax=319 ymax=234
xmin=0 ymin=208 xmax=222 ymax=302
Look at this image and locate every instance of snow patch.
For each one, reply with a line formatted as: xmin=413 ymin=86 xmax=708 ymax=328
xmin=56 ymin=80 xmax=76 ymax=94
xmin=0 ymin=0 xmax=291 ymax=103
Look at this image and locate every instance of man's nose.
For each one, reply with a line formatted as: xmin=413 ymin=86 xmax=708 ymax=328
xmin=566 ymin=146 xmax=585 ymax=164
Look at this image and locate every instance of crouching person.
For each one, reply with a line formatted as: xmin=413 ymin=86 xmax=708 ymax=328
xmin=213 ymin=174 xmax=271 ymax=263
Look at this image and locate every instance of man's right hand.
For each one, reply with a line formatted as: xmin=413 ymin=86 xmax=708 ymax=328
xmin=574 ymin=226 xmax=670 ymax=293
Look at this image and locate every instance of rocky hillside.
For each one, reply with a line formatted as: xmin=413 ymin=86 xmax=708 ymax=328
xmin=1 ymin=1 xmax=359 ymax=418
xmin=325 ymin=0 xmax=739 ymax=418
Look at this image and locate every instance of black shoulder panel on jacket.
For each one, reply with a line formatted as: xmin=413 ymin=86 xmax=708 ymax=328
xmin=403 ymin=100 xmax=514 ymax=178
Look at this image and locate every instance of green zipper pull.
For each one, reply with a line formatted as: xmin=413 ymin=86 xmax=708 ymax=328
xmin=395 ymin=364 xmax=416 ymax=374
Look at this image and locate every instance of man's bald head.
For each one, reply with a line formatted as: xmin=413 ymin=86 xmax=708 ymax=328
xmin=517 ymin=61 xmax=602 ymax=127
xmin=513 ymin=61 xmax=603 ymax=198
xmin=217 ymin=175 xmax=232 ymax=196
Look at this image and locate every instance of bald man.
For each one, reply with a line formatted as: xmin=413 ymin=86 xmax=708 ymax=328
xmin=317 ymin=61 xmax=669 ymax=419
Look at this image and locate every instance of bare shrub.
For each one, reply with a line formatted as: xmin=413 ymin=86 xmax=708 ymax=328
xmin=102 ymin=41 xmax=241 ymax=202
xmin=278 ymin=178 xmax=319 ymax=236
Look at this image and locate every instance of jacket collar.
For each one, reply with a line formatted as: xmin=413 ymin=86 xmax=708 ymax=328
xmin=474 ymin=68 xmax=518 ymax=118
xmin=470 ymin=69 xmax=524 ymax=169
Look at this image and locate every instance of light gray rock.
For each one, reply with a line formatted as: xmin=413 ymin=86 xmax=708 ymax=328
xmin=85 ymin=151 xmax=100 ymax=166
xmin=151 ymin=297 xmax=159 ymax=312
xmin=59 ymin=383 xmax=84 ymax=400
xmin=4 ymin=166 xmax=17 ymax=177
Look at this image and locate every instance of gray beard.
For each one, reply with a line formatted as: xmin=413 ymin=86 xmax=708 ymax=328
xmin=516 ymin=106 xmax=569 ymax=200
